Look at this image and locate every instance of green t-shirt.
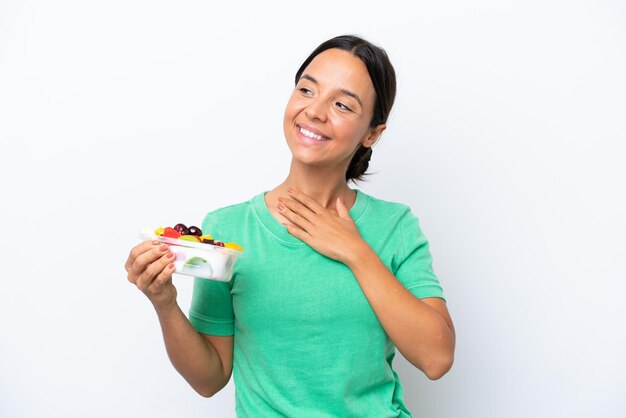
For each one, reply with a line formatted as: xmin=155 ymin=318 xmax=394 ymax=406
xmin=189 ymin=189 xmax=445 ymax=417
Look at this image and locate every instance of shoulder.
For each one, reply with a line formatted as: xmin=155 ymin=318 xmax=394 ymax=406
xmin=208 ymin=199 xmax=254 ymax=218
xmin=357 ymin=191 xmax=426 ymax=241
xmin=201 ymin=193 xmax=260 ymax=232
xmin=359 ymin=190 xmax=415 ymax=221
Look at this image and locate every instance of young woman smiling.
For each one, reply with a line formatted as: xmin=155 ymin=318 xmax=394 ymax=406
xmin=125 ymin=34 xmax=455 ymax=417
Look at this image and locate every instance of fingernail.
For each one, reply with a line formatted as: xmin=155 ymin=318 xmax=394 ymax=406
xmin=168 ymin=263 xmax=175 ymax=269
xmin=278 ymin=197 xmax=285 ymax=202
xmin=152 ymin=240 xmax=160 ymax=245
xmin=288 ymin=187 xmax=294 ymax=193
xmin=278 ymin=203 xmax=284 ymax=210
xmin=159 ymin=244 xmax=168 ymax=251
xmin=167 ymin=252 xmax=175 ymax=259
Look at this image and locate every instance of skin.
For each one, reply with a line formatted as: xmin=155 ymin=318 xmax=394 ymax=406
xmin=124 ymin=48 xmax=455 ymax=398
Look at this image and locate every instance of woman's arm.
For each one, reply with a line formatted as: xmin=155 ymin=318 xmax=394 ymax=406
xmin=344 ymin=242 xmax=455 ymax=380
xmin=155 ymin=303 xmax=234 ymax=396
xmin=277 ymin=189 xmax=455 ymax=379
xmin=126 ymin=240 xmax=233 ymax=396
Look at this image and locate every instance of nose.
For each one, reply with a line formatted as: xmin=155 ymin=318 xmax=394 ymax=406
xmin=304 ymin=97 xmax=327 ymax=122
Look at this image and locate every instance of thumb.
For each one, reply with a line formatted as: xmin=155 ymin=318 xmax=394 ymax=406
xmin=336 ymin=196 xmax=351 ymax=219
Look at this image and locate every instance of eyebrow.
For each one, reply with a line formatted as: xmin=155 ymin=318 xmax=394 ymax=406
xmin=300 ymin=74 xmax=363 ymax=108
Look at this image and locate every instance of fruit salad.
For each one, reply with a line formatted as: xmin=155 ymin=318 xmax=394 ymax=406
xmin=155 ymin=223 xmax=243 ymax=251
xmin=140 ymin=223 xmax=242 ymax=281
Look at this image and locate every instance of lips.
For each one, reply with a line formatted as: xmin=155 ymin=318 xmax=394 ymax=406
xmin=296 ymin=124 xmax=330 ymax=142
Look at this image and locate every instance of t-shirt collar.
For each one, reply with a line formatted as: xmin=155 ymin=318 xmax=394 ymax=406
xmin=251 ymin=188 xmax=369 ymax=245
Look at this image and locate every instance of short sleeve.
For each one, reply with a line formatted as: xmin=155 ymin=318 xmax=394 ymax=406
xmin=188 ymin=212 xmax=235 ymax=336
xmin=394 ymin=209 xmax=446 ymax=301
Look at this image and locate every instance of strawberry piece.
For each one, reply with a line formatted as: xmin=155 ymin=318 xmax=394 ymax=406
xmin=163 ymin=227 xmax=181 ymax=239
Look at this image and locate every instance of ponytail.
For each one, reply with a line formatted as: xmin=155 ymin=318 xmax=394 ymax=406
xmin=345 ymin=145 xmax=373 ymax=183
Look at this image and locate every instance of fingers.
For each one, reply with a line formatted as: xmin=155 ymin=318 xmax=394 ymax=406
xmin=130 ymin=244 xmax=171 ymax=278
xmin=278 ymin=203 xmax=314 ymax=231
xmin=287 ymin=188 xmax=324 ymax=214
xmin=145 ymin=261 xmax=176 ymax=294
xmin=278 ymin=196 xmax=316 ymax=226
xmin=283 ymin=222 xmax=310 ymax=241
xmin=125 ymin=240 xmax=159 ymax=272
xmin=135 ymin=251 xmax=175 ymax=291
xmin=126 ymin=241 xmax=171 ymax=285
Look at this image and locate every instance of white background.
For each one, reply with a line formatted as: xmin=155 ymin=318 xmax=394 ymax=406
xmin=1 ymin=1 xmax=625 ymax=417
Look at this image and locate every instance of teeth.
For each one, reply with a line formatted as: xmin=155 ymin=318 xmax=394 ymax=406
xmin=300 ymin=127 xmax=327 ymax=141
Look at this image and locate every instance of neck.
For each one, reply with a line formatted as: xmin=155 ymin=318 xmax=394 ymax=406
xmin=276 ymin=159 xmax=356 ymax=209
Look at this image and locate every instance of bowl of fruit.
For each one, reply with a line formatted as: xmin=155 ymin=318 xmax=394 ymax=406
xmin=139 ymin=223 xmax=243 ymax=281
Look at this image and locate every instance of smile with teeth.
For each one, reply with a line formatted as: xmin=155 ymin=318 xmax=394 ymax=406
xmin=299 ymin=126 xmax=329 ymax=141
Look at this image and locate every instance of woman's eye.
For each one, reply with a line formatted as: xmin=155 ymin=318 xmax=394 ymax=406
xmin=336 ymin=102 xmax=352 ymax=112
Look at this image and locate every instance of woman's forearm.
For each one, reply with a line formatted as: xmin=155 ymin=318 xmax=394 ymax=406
xmin=345 ymin=242 xmax=455 ymax=380
xmin=154 ymin=303 xmax=230 ymax=396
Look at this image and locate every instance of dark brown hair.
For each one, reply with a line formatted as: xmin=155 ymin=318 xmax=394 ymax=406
xmin=295 ymin=35 xmax=397 ymax=183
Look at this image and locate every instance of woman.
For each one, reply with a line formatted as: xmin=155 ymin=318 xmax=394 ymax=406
xmin=125 ymin=34 xmax=455 ymax=417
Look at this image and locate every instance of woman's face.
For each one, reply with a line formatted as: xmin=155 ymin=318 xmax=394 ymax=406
xmin=283 ymin=48 xmax=383 ymax=172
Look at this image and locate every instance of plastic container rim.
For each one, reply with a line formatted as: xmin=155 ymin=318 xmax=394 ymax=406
xmin=139 ymin=230 xmax=243 ymax=257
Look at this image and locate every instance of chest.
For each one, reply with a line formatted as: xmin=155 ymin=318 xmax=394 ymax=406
xmin=230 ymin=243 xmax=382 ymax=338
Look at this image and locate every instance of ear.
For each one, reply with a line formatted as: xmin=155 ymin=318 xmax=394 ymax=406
xmin=361 ymin=124 xmax=386 ymax=148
